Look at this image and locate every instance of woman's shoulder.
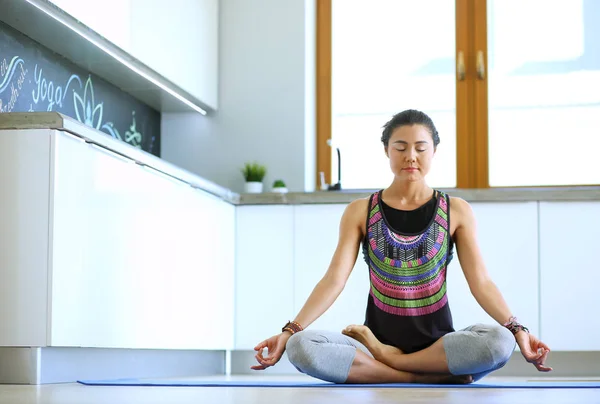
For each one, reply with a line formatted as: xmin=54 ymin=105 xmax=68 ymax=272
xmin=447 ymin=194 xmax=469 ymax=209
xmin=341 ymin=196 xmax=372 ymax=234
xmin=446 ymin=194 xmax=469 ymax=209
xmin=345 ymin=196 xmax=371 ymax=216
xmin=446 ymin=194 xmax=476 ymax=227
xmin=345 ymin=189 xmax=380 ymax=211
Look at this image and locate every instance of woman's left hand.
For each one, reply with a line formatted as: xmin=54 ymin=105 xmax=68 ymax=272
xmin=515 ymin=331 xmax=553 ymax=372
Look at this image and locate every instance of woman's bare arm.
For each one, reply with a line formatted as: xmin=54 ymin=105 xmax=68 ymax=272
xmin=452 ymin=197 xmax=552 ymax=371
xmin=251 ymin=198 xmax=368 ymax=370
xmin=292 ymin=198 xmax=368 ymax=329
xmin=452 ymin=197 xmax=514 ymax=324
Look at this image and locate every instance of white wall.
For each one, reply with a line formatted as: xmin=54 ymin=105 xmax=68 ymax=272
xmin=161 ymin=0 xmax=316 ymax=193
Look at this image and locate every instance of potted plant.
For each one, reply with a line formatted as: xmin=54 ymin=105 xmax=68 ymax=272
xmin=241 ymin=162 xmax=266 ymax=193
xmin=272 ymin=179 xmax=288 ymax=193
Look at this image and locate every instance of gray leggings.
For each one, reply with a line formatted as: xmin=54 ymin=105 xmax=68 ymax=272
xmin=285 ymin=324 xmax=516 ymax=384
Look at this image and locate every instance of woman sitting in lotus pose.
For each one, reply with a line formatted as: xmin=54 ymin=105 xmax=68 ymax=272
xmin=252 ymin=109 xmax=552 ymax=384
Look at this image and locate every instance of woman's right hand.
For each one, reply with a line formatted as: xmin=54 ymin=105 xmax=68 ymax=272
xmin=251 ymin=332 xmax=292 ymax=370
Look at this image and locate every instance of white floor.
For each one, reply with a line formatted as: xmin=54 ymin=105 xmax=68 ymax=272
xmin=1 ymin=375 xmax=599 ymax=404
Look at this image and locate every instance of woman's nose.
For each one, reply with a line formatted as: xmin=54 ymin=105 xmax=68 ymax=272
xmin=405 ymin=150 xmax=417 ymax=161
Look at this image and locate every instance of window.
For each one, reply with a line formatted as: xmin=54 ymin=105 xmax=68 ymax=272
xmin=487 ymin=0 xmax=600 ymax=186
xmin=318 ymin=0 xmax=600 ymax=189
xmin=330 ymin=0 xmax=456 ymax=189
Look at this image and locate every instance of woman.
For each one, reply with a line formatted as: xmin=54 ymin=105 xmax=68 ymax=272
xmin=252 ymin=109 xmax=552 ymax=384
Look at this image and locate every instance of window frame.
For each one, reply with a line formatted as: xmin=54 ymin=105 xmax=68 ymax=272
xmin=316 ymin=0 xmax=599 ymax=190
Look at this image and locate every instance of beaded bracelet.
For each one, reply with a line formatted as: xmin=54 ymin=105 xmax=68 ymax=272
xmin=282 ymin=321 xmax=304 ymax=335
xmin=503 ymin=316 xmax=529 ymax=335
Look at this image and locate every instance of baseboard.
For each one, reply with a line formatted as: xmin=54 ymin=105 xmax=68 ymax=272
xmin=0 ymin=347 xmax=225 ymax=384
xmin=0 ymin=348 xmax=41 ymax=384
xmin=231 ymin=350 xmax=600 ymax=378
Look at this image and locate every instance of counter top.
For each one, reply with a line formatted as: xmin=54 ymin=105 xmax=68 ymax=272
xmin=0 ymin=112 xmax=240 ymax=204
xmin=239 ymin=187 xmax=600 ymax=205
xmin=1 ymin=112 xmax=599 ymax=205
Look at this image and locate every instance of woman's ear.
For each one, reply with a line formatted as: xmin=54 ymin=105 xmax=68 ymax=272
xmin=384 ymin=146 xmax=389 ymax=158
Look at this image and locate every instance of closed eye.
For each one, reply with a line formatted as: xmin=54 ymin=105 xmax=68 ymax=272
xmin=395 ymin=148 xmax=427 ymax=152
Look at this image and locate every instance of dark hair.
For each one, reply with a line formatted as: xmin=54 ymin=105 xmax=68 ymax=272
xmin=381 ymin=109 xmax=440 ymax=148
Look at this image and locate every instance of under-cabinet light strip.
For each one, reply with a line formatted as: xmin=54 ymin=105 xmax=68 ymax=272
xmin=26 ymin=0 xmax=208 ymax=115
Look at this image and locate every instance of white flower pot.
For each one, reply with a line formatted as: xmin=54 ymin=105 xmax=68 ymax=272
xmin=244 ymin=181 xmax=263 ymax=193
xmin=272 ymin=187 xmax=288 ymax=194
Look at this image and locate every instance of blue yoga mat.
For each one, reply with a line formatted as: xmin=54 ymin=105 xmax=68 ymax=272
xmin=77 ymin=379 xmax=600 ymax=389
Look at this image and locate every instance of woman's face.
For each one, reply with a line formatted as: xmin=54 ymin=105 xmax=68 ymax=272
xmin=385 ymin=124 xmax=436 ymax=182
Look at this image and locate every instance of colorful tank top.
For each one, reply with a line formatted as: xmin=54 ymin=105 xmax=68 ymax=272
xmin=361 ymin=189 xmax=455 ymax=353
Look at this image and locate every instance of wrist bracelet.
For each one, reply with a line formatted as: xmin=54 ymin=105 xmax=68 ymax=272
xmin=282 ymin=321 xmax=303 ymax=335
xmin=503 ymin=316 xmax=529 ymax=335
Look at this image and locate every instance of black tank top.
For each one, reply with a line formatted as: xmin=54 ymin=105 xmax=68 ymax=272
xmin=361 ymin=190 xmax=455 ymax=353
xmin=379 ymin=194 xmax=454 ymax=254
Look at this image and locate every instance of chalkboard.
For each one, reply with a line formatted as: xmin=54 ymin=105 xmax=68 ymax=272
xmin=0 ymin=21 xmax=160 ymax=156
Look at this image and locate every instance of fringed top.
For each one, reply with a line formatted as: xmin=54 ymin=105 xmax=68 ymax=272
xmin=362 ymin=189 xmax=455 ymax=353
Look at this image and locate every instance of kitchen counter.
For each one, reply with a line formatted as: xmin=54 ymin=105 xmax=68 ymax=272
xmin=0 ymin=112 xmax=240 ymax=203
xmin=240 ymin=186 xmax=600 ymax=204
xmin=2 ymin=111 xmax=599 ymax=205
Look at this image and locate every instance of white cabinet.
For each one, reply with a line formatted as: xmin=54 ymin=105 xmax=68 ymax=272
xmin=293 ymin=205 xmax=370 ymax=332
xmin=49 ymin=130 xmax=234 ymax=349
xmin=0 ymin=130 xmax=51 ymax=347
xmin=234 ymin=206 xmax=294 ymax=349
xmin=49 ymin=0 xmax=218 ymax=109
xmin=129 ymin=0 xmax=218 ymax=108
xmin=49 ymin=0 xmax=133 ymax=51
xmin=539 ymin=201 xmax=600 ymax=350
xmin=446 ymin=202 xmax=539 ymax=336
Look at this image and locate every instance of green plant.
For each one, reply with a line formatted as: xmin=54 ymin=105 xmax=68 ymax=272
xmin=272 ymin=179 xmax=286 ymax=188
xmin=241 ymin=162 xmax=266 ymax=182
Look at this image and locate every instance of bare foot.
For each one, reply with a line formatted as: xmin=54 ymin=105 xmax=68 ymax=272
xmin=342 ymin=324 xmax=403 ymax=362
xmin=416 ymin=374 xmax=473 ymax=385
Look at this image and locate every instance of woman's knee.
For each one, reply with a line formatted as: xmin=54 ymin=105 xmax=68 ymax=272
xmin=285 ymin=330 xmax=322 ymax=372
xmin=484 ymin=325 xmax=516 ymax=366
xmin=285 ymin=332 xmax=305 ymax=367
xmin=285 ymin=330 xmax=357 ymax=383
xmin=444 ymin=324 xmax=515 ymax=376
